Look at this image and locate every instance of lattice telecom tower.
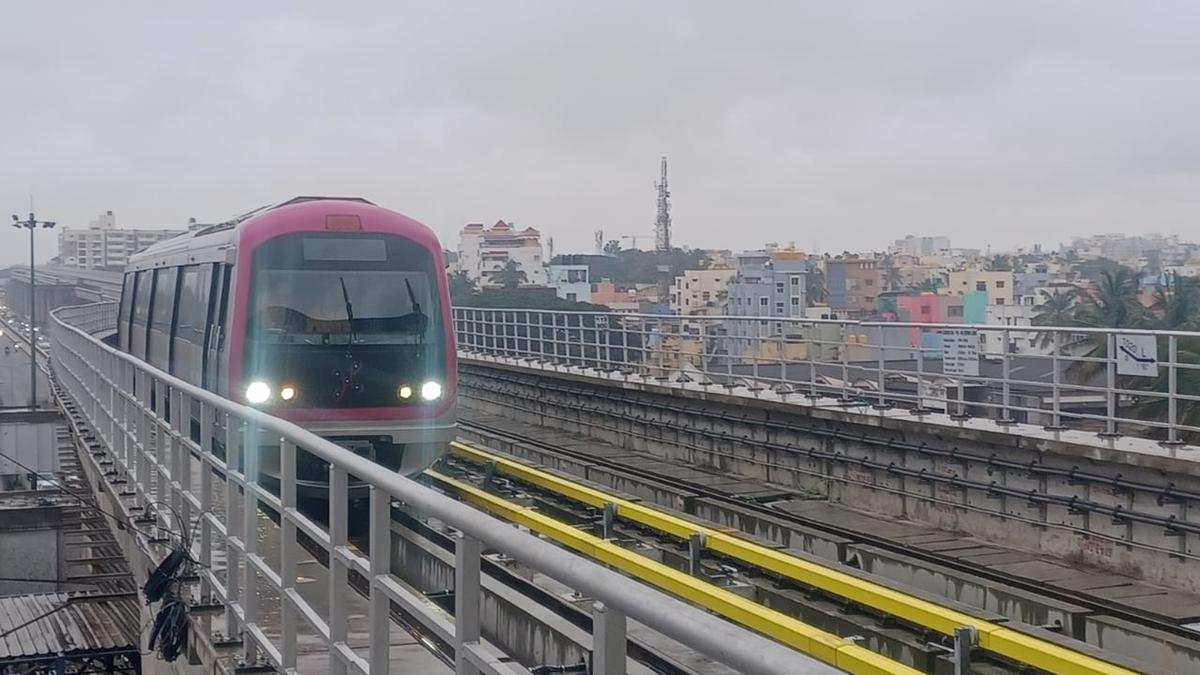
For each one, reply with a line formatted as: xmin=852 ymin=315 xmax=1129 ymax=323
xmin=654 ymin=156 xmax=671 ymax=253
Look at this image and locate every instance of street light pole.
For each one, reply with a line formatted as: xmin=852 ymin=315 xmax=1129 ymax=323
xmin=11 ymin=212 xmax=55 ymax=409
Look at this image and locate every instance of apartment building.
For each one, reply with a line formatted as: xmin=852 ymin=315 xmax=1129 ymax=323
xmin=58 ymin=211 xmax=182 ymax=270
xmin=825 ymin=258 xmax=881 ymax=316
xmin=458 ymin=220 xmax=546 ymax=287
xmin=671 ymin=268 xmax=735 ymax=316
xmin=946 ymin=268 xmax=1015 ymax=306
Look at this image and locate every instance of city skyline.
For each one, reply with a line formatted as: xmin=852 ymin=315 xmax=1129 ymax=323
xmin=6 ymin=3 xmax=1200 ymax=265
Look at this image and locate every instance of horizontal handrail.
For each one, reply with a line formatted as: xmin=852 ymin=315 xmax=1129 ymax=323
xmin=49 ymin=301 xmax=835 ymax=675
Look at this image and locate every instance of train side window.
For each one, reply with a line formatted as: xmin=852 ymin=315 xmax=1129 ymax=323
xmin=130 ymin=271 xmax=153 ymax=360
xmin=174 ymin=265 xmax=210 ymax=384
xmin=176 ymin=266 xmax=206 ymax=346
xmin=118 ymin=272 xmax=133 ymax=351
xmin=149 ymin=267 xmax=179 ymax=371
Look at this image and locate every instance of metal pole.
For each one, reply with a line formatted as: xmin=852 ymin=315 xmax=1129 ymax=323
xmin=28 ymin=226 xmax=35 ymax=409
xmin=10 ymin=211 xmax=54 ymax=409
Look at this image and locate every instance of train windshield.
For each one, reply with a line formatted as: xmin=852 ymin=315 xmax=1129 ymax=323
xmin=249 ymin=234 xmax=435 ymax=345
xmin=245 ymin=231 xmax=445 ymax=409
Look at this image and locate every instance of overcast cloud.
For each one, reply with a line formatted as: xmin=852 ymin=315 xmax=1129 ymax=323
xmin=3 ymin=2 xmax=1200 ymax=264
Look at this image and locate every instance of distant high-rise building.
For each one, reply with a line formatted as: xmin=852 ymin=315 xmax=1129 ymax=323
xmin=457 ymin=220 xmax=546 ymax=287
xmin=58 ymin=211 xmax=183 ymax=270
xmin=888 ymin=235 xmax=951 ymax=257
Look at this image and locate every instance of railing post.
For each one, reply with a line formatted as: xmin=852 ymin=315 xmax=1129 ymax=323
xmin=279 ymin=439 xmax=298 ymax=671
xmin=329 ymin=465 xmax=349 ymax=675
xmin=999 ymin=329 xmax=1014 ymax=424
xmin=839 ymin=323 xmax=851 ymax=403
xmin=369 ymin=485 xmax=391 ymax=674
xmin=1048 ymin=331 xmax=1066 ymax=430
xmin=592 ymin=601 xmax=627 ymax=675
xmin=913 ymin=335 xmax=929 ymax=415
xmin=224 ymin=414 xmax=243 ymax=641
xmin=198 ymin=403 xmax=214 ymax=638
xmin=172 ymin=388 xmax=187 ymax=531
xmin=874 ymin=327 xmax=887 ymax=410
xmin=455 ymin=533 xmax=483 ymax=675
xmin=1166 ymin=335 xmax=1182 ymax=446
xmin=241 ymin=419 xmax=259 ymax=664
xmin=1103 ymin=332 xmax=1119 ymax=437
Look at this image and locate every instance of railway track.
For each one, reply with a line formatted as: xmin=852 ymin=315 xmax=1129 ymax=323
xmin=457 ymin=416 xmax=1200 ymax=649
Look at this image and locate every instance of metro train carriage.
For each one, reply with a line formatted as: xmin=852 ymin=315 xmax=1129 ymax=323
xmin=113 ymin=196 xmax=457 ymax=498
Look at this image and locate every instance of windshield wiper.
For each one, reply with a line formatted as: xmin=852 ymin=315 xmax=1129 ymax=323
xmin=339 ymin=276 xmax=356 ymax=347
xmin=403 ymin=278 xmax=428 ymax=341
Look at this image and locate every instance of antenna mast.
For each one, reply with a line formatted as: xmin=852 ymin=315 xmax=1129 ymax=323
xmin=654 ymin=156 xmax=671 ymax=253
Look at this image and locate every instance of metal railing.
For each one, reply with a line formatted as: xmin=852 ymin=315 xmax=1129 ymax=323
xmin=454 ymin=307 xmax=1200 ymax=447
xmin=49 ymin=302 xmax=834 ymax=675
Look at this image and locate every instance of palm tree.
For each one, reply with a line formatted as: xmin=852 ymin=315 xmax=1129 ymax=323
xmin=910 ymin=279 xmax=940 ymax=293
xmin=1032 ymin=288 xmax=1079 ymax=348
xmin=1067 ymin=266 xmax=1147 ymax=380
xmin=1072 ymin=266 xmax=1145 ymax=330
xmin=1151 ymin=272 xmax=1199 ymax=331
xmin=493 ymin=260 xmax=527 ymax=289
xmin=805 ymin=268 xmax=827 ymax=305
xmin=880 ymin=256 xmax=904 ymax=292
xmin=447 ymin=270 xmax=477 ymax=304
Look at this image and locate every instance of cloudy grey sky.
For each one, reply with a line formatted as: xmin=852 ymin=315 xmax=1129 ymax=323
xmin=3 ymin=2 xmax=1200 ymax=265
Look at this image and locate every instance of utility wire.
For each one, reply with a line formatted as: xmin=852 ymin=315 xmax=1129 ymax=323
xmin=0 ymin=448 xmax=181 ymax=543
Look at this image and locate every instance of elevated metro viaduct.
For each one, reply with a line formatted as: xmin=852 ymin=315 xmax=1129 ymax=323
xmin=26 ymin=267 xmax=1200 ymax=672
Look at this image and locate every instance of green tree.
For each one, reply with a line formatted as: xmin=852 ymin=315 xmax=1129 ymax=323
xmin=989 ymin=254 xmax=1013 ymax=272
xmin=603 ymin=240 xmax=621 ymax=255
xmin=805 ymin=268 xmax=827 ymax=305
xmin=880 ymin=256 xmax=904 ymax=292
xmin=1151 ymin=272 xmax=1200 ymax=331
xmin=910 ymin=278 xmax=941 ymax=293
xmin=1072 ymin=266 xmax=1145 ymax=330
xmin=493 ymin=260 xmax=527 ymax=289
xmin=1031 ymin=287 xmax=1078 ymax=348
xmin=1067 ymin=266 xmax=1147 ymax=381
xmin=447 ymin=270 xmax=477 ymax=305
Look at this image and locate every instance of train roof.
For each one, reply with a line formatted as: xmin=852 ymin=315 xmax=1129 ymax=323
xmin=125 ymin=196 xmax=429 ymax=271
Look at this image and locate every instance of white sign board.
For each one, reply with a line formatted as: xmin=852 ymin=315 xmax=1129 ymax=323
xmin=1116 ymin=334 xmax=1158 ymax=377
xmin=941 ymin=328 xmax=980 ymax=377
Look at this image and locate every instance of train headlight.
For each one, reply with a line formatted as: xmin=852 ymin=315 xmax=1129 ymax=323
xmin=280 ymin=385 xmax=297 ymax=402
xmin=245 ymin=381 xmax=271 ymax=404
xmin=420 ymin=380 xmax=443 ymax=401
xmin=396 ymin=384 xmax=414 ymax=400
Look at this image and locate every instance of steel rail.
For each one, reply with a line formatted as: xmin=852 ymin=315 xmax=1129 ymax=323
xmin=447 ymin=439 xmax=1137 ymax=675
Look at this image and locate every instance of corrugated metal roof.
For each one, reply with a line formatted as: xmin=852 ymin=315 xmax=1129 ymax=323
xmin=0 ymin=592 xmax=138 ymax=660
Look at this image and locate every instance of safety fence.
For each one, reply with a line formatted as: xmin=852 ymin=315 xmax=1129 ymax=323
xmin=49 ymin=301 xmax=833 ymax=675
xmin=454 ymin=308 xmax=1200 ymax=446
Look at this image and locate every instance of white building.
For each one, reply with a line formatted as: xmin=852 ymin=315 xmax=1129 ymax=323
xmin=889 ymin=235 xmax=951 ymax=257
xmin=547 ymin=263 xmax=591 ymax=303
xmin=58 ymin=211 xmax=183 ymax=270
xmin=671 ymin=268 xmax=734 ymax=316
xmin=458 ymin=220 xmax=546 ymax=287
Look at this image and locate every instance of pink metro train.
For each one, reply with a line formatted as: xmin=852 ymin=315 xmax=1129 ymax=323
xmin=115 ymin=197 xmax=456 ymax=495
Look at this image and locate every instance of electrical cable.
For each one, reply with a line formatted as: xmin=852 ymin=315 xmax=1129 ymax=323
xmin=0 ymin=448 xmax=178 ymax=543
xmin=147 ymin=581 xmax=189 ymax=663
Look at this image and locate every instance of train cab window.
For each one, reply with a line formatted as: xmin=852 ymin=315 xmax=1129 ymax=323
xmin=130 ymin=271 xmax=153 ymax=359
xmin=118 ymin=273 xmax=134 ymax=351
xmin=244 ymin=232 xmax=444 ymax=408
xmin=148 ymin=267 xmax=179 ymax=371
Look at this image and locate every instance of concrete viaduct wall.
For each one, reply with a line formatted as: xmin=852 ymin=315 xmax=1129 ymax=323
xmin=458 ymin=359 xmax=1200 ymax=594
